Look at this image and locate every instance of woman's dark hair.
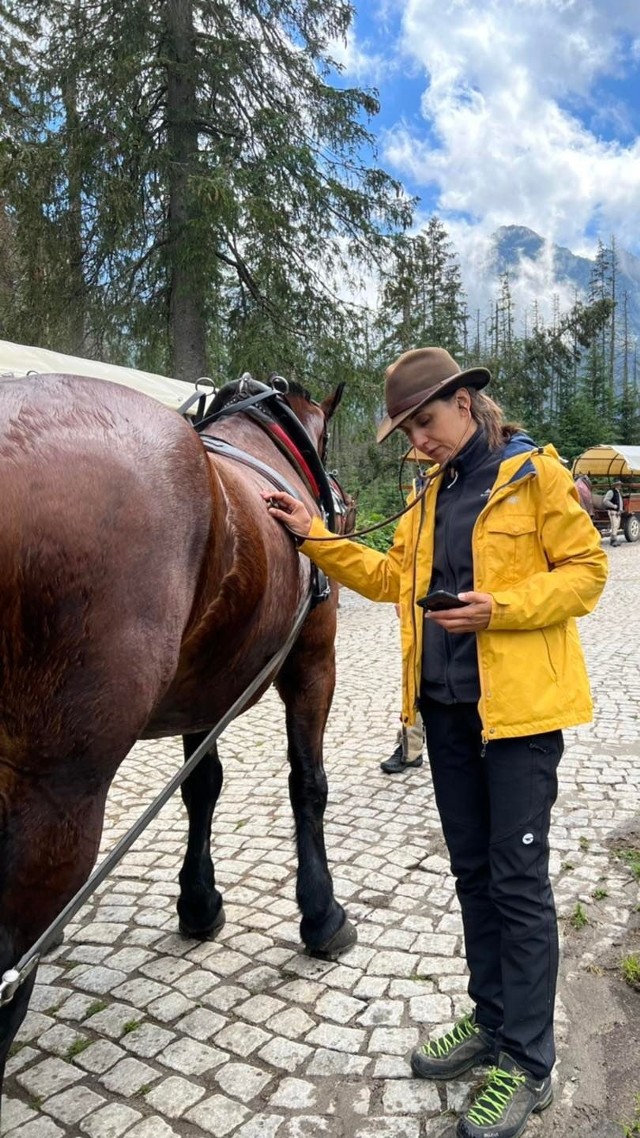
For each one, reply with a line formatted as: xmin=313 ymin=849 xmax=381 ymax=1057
xmin=445 ymin=388 xmax=523 ymax=451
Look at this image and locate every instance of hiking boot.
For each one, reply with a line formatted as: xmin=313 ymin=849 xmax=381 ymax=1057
xmin=411 ymin=1011 xmax=495 ymax=1079
xmin=380 ymin=744 xmax=423 ymax=774
xmin=457 ymin=1052 xmax=553 ymax=1138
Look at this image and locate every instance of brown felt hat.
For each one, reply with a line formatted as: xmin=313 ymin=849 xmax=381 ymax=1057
xmin=376 ymin=347 xmax=491 ymax=443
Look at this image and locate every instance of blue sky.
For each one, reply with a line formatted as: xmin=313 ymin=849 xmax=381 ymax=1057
xmin=329 ymin=0 xmax=640 ymax=273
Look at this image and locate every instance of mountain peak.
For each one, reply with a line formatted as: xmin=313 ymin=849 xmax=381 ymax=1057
xmin=491 ymin=226 xmax=545 ymax=268
xmin=485 ymin=226 xmax=640 ymax=356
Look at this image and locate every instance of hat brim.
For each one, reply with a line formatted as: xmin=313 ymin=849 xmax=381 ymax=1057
xmin=376 ymin=367 xmax=491 ymax=443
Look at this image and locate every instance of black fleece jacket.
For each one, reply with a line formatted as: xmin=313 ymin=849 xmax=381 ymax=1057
xmin=421 ymin=428 xmax=503 ymax=705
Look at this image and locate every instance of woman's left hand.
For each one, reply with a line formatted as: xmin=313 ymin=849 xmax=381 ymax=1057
xmin=425 ymin=591 xmax=493 ymax=632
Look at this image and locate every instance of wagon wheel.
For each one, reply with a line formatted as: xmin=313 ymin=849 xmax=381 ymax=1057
xmin=623 ymin=513 xmax=640 ymax=543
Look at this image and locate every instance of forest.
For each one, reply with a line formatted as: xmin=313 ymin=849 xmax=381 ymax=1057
xmin=1 ymin=1 xmax=638 ymax=529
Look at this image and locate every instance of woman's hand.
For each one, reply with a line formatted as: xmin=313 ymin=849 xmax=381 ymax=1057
xmin=425 ymin=591 xmax=493 ymax=633
xmin=262 ymin=490 xmax=313 ymax=539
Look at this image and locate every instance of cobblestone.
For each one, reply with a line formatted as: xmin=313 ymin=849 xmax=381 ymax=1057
xmin=3 ymin=552 xmax=640 ymax=1137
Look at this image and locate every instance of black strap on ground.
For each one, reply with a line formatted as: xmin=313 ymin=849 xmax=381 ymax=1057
xmin=0 ymin=590 xmax=313 ymax=1009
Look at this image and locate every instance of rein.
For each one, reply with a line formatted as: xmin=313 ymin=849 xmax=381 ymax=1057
xmin=302 ymin=416 xmax=480 ymax=542
xmin=302 ymin=459 xmax=446 ymax=542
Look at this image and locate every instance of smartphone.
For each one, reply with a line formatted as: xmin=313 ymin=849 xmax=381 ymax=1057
xmin=417 ymin=590 xmax=470 ymax=611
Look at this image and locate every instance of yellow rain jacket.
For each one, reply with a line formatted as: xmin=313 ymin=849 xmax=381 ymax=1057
xmin=301 ymin=442 xmax=608 ymax=740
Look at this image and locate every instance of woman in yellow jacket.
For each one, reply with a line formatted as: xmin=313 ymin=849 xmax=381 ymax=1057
xmin=265 ymin=347 xmax=608 ymax=1138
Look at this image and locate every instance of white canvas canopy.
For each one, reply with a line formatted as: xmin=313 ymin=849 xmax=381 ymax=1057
xmin=0 ymin=339 xmax=194 ymax=412
xmin=572 ymin=444 xmax=640 ymax=479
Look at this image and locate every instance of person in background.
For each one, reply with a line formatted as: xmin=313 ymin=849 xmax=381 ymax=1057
xmin=602 ymin=479 xmax=624 ymax=546
xmin=382 ymin=604 xmax=425 ymax=773
xmin=264 ymin=347 xmax=608 ymax=1138
xmin=382 ymin=714 xmax=425 ymax=773
xmin=574 ymin=473 xmax=593 ymax=516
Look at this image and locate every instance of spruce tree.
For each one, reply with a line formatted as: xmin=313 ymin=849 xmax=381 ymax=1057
xmin=1 ymin=0 xmax=411 ymax=379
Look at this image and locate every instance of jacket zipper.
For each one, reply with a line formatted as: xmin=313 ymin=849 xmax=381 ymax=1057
xmin=473 ymin=457 xmax=537 ymax=743
xmin=408 ymin=485 xmax=426 ymax=721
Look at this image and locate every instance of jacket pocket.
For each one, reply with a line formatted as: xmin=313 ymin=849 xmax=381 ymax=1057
xmin=483 ymin=513 xmax=538 ymax=584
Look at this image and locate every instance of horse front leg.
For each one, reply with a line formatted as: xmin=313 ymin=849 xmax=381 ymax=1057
xmin=275 ymin=611 xmax=357 ymax=958
xmin=177 ymin=733 xmax=226 ymax=939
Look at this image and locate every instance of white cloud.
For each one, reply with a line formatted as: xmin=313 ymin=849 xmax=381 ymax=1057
xmin=328 ymin=3 xmax=401 ymax=85
xmin=379 ymin=0 xmax=640 ymax=257
xmin=328 ymin=34 xmax=388 ymax=84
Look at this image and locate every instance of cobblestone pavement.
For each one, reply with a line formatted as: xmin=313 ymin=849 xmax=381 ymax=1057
xmin=3 ymin=545 xmax=640 ymax=1138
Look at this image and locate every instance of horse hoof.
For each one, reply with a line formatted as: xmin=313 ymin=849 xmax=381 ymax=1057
xmin=179 ymin=905 xmax=226 ymax=942
xmin=309 ymin=918 xmax=357 ymax=961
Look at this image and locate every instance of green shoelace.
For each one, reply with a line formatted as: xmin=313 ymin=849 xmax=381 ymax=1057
xmin=466 ymin=1066 xmax=526 ymax=1125
xmin=421 ymin=1013 xmax=478 ymax=1058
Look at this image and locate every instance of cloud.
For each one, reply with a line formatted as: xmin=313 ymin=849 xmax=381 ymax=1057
xmin=328 ymin=4 xmax=400 ymax=85
xmin=329 ymin=34 xmax=389 ymax=84
xmin=378 ymin=0 xmax=640 ymax=257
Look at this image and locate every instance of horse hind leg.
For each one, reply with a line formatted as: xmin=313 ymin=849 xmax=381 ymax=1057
xmin=177 ymin=733 xmax=226 ymax=940
xmin=275 ymin=624 xmax=357 ymax=959
xmin=0 ymin=778 xmax=111 ymax=1111
xmin=0 ymin=929 xmax=37 ymax=1128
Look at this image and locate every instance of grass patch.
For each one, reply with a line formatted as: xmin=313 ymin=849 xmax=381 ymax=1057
xmin=85 ymin=1000 xmax=108 ymax=1019
xmin=121 ymin=1019 xmax=141 ymax=1036
xmin=621 ymin=954 xmax=640 ymax=990
xmin=134 ymin=1084 xmax=152 ymax=1096
xmin=234 ymin=819 xmax=248 ymax=831
xmin=66 ymin=1038 xmax=90 ymax=1059
xmin=561 ymin=861 xmax=575 ymax=872
xmin=593 ymin=887 xmax=608 ymax=900
xmin=620 ymin=1092 xmax=640 ymax=1136
xmin=570 ymin=902 xmax=588 ymax=930
xmin=8 ymin=1041 xmax=26 ymax=1059
xmin=615 ymin=848 xmax=640 ymax=882
xmin=579 ymin=836 xmax=590 ymax=851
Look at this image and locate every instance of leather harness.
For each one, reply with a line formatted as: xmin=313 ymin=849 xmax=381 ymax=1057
xmin=181 ymin=374 xmax=340 ymax=606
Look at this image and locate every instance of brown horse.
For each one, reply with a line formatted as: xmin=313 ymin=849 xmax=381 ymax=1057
xmin=0 ymin=371 xmax=355 ymax=1101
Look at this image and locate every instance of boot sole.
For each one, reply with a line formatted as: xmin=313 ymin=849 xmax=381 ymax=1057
xmin=507 ymin=1087 xmax=554 ymax=1138
xmin=534 ymin=1086 xmax=554 ymax=1114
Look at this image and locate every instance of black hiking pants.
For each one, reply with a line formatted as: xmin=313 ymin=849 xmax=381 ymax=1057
xmin=420 ymin=696 xmax=563 ymax=1080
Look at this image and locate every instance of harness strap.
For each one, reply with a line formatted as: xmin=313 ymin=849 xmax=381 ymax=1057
xmin=201 ymin=437 xmax=304 ymax=502
xmin=251 ymin=418 xmax=321 ymax=498
xmin=187 ymin=377 xmax=336 ymax=531
xmin=194 ymin=387 xmax=277 ymax=432
xmin=254 ymin=397 xmax=335 ymax=530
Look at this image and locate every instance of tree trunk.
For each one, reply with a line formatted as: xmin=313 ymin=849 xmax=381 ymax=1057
xmin=165 ymin=0 xmax=207 ymax=381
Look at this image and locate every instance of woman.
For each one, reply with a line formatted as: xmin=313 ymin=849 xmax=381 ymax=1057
xmin=264 ymin=347 xmax=608 ymax=1138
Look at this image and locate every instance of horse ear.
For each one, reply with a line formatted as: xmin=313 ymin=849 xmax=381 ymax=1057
xmin=320 ymin=382 xmax=345 ymax=421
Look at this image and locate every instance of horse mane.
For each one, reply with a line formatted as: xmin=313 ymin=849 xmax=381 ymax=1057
xmin=283 ymin=379 xmax=312 ymax=403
